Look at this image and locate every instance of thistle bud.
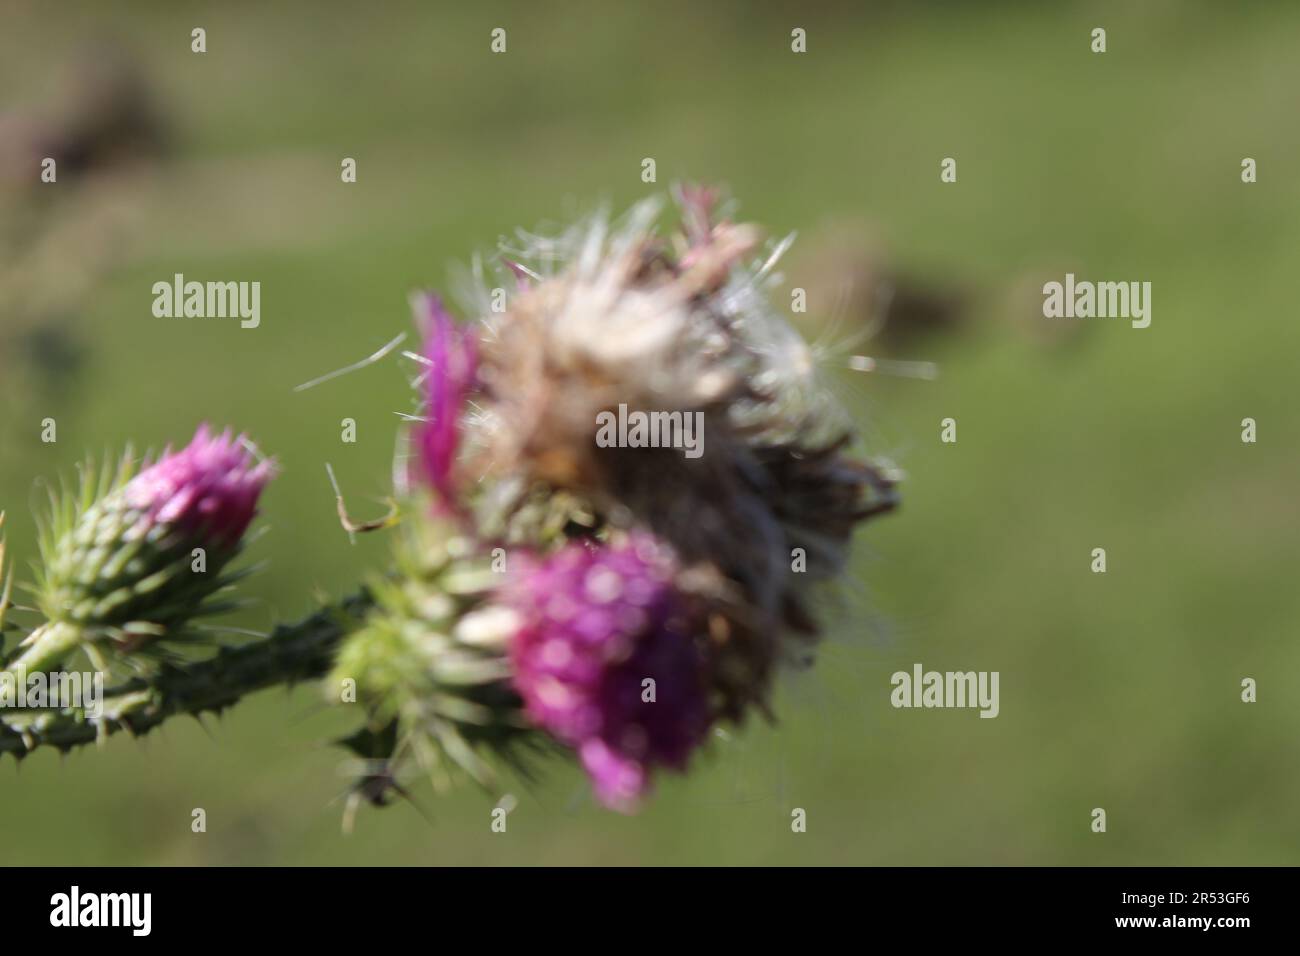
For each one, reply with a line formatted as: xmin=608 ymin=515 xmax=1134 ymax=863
xmin=15 ymin=424 xmax=273 ymax=672
xmin=501 ymin=532 xmax=711 ymax=812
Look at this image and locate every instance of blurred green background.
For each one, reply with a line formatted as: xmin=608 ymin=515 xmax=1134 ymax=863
xmin=1 ymin=0 xmax=1297 ymax=865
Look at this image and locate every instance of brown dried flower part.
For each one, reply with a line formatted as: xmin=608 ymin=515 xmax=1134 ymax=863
xmin=461 ymin=190 xmax=899 ymax=720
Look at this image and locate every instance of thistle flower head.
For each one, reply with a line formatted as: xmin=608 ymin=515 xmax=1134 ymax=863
xmin=502 ymin=532 xmax=710 ymax=811
xmin=409 ymin=293 xmax=478 ymax=508
xmin=328 ymin=188 xmax=901 ymax=815
xmin=445 ymin=189 xmax=898 ymax=719
xmin=33 ymin=424 xmax=273 ymax=651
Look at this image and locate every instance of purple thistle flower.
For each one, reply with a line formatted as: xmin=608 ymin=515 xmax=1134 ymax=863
xmin=19 ymin=424 xmax=274 ymax=673
xmin=410 ymin=293 xmax=477 ymax=508
xmin=125 ymin=424 xmax=273 ymax=548
xmin=504 ymin=533 xmax=711 ymax=811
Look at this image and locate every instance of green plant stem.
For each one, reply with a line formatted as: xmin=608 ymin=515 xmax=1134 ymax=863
xmin=0 ymin=592 xmax=370 ymax=758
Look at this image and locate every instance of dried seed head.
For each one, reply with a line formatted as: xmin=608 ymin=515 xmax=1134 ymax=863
xmin=449 ymin=191 xmax=897 ymax=713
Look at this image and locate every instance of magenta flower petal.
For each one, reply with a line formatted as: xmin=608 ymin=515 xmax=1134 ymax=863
xmin=125 ymin=424 xmax=273 ymax=547
xmin=410 ymin=293 xmax=478 ymax=507
xmin=579 ymin=738 xmax=647 ymax=813
xmin=504 ymin=533 xmax=712 ymax=810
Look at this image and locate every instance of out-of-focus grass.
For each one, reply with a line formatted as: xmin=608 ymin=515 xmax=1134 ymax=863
xmin=0 ymin=1 xmax=1296 ymax=864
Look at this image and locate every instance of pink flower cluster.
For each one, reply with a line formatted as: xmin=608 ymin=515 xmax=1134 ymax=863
xmin=503 ymin=534 xmax=711 ymax=811
xmin=124 ymin=424 xmax=273 ymax=547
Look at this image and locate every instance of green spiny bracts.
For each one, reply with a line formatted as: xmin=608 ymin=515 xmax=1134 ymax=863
xmin=11 ymin=425 xmax=273 ymax=674
xmin=329 ymin=508 xmax=541 ymax=796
